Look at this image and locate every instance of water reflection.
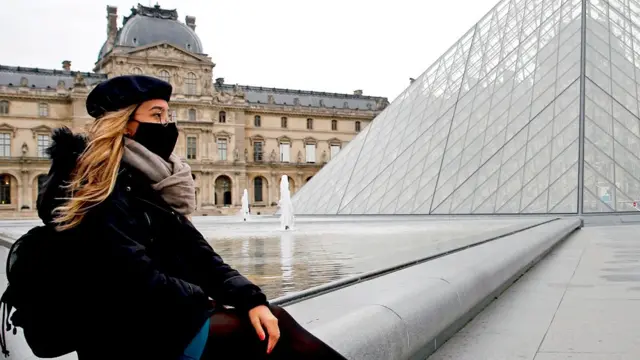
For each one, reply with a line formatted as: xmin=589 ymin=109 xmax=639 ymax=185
xmin=205 ymin=218 xmax=538 ymax=299
xmin=209 ymin=233 xmax=350 ymax=299
xmin=280 ymin=232 xmax=294 ymax=293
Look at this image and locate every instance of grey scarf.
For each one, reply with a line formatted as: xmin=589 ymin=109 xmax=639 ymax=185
xmin=122 ymin=138 xmax=196 ymax=216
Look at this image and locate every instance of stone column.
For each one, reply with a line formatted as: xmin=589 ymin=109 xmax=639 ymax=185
xmin=268 ymin=173 xmax=275 ymax=206
xmin=296 ymin=172 xmax=304 ymax=193
xmin=208 ymin=134 xmax=214 ymax=160
xmin=20 ymin=170 xmax=31 ymax=211
xmin=70 ymin=89 xmax=90 ymax=133
xmin=233 ymin=172 xmax=240 ymax=206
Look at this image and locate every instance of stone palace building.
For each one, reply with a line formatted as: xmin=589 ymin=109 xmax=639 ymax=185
xmin=0 ymin=4 xmax=388 ymax=217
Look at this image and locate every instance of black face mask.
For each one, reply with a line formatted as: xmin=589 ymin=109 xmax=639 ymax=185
xmin=131 ymin=122 xmax=179 ymax=161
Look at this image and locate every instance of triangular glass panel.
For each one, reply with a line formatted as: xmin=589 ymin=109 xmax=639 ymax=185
xmin=584 ymin=188 xmax=614 ymax=213
xmin=550 ymin=187 xmax=577 ymax=213
xmin=522 ymin=189 xmax=549 ymax=214
xmin=583 ymin=163 xmax=616 ymax=213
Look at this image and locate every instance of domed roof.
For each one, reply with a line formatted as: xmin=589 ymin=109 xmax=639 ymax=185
xmin=98 ymin=4 xmax=203 ymax=61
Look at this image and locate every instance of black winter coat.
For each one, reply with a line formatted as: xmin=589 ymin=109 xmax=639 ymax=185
xmin=37 ymin=128 xmax=268 ymax=360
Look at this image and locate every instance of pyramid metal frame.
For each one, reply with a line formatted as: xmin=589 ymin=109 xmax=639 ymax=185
xmin=292 ymin=0 xmax=640 ymax=215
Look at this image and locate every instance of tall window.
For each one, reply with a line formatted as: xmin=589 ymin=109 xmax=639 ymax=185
xmin=170 ymin=109 xmax=177 ymax=122
xmin=305 ymin=144 xmax=316 ymax=163
xmin=185 ymin=72 xmax=197 ymax=95
xmin=0 ymin=175 xmax=10 ymax=204
xmin=186 ymin=136 xmax=197 ymax=160
xmin=0 ymin=101 xmax=8 ymax=115
xmin=280 ymin=142 xmax=290 ymax=162
xmin=306 ymin=118 xmax=313 ymax=130
xmin=254 ymin=177 xmax=263 ymax=202
xmin=217 ymin=138 xmax=227 ymax=161
xmin=219 ymin=111 xmax=226 ymax=123
xmin=0 ymin=133 xmax=10 ymax=157
xmin=37 ymin=134 xmax=50 ymax=158
xmin=331 ymin=120 xmax=338 ymax=131
xmin=330 ymin=144 xmax=340 ymax=159
xmin=254 ymin=115 xmax=261 ymax=127
xmin=159 ymin=70 xmax=170 ymax=83
xmin=253 ymin=142 xmax=263 ymax=162
xmin=132 ymin=67 xmax=143 ymax=75
xmin=38 ymin=103 xmax=49 ymax=117
xmin=188 ymin=108 xmax=196 ymax=121
xmin=281 ymin=117 xmax=288 ymax=128
xmin=355 ymin=121 xmax=361 ymax=132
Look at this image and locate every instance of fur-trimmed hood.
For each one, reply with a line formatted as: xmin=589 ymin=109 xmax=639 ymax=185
xmin=37 ymin=127 xmax=88 ymax=224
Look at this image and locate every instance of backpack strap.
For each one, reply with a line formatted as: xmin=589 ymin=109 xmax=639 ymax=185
xmin=0 ymin=291 xmax=13 ymax=357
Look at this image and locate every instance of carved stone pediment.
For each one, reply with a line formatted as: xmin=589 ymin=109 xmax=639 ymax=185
xmin=328 ymin=137 xmax=342 ymax=145
xmin=303 ymin=136 xmax=317 ymax=145
xmin=126 ymin=43 xmax=206 ymax=63
xmin=0 ymin=123 xmax=17 ymax=137
xmin=277 ymin=136 xmax=291 ymax=143
xmin=250 ymin=134 xmax=265 ymax=145
xmin=214 ymin=130 xmax=232 ymax=140
xmin=31 ymin=125 xmax=54 ymax=138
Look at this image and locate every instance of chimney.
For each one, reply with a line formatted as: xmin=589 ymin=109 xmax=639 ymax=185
xmin=106 ymin=6 xmax=118 ymax=41
xmin=353 ymin=89 xmax=363 ymax=96
xmin=409 ymin=78 xmax=415 ymax=84
xmin=186 ymin=16 xmax=196 ymax=31
xmin=215 ymin=77 xmax=225 ymax=86
xmin=62 ymin=60 xmax=71 ymax=71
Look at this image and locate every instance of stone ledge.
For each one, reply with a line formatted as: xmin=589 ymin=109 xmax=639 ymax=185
xmin=283 ymin=218 xmax=582 ymax=360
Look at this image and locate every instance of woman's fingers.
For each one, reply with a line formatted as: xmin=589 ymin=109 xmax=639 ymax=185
xmin=263 ymin=315 xmax=280 ymax=354
xmin=249 ymin=314 xmax=266 ymax=341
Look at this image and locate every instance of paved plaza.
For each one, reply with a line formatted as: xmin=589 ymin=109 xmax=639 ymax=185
xmin=430 ymin=223 xmax=640 ymax=360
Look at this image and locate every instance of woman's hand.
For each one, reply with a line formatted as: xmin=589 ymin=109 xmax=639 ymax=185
xmin=248 ymin=305 xmax=280 ymax=354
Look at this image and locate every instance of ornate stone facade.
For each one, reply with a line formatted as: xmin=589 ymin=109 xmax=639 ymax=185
xmin=0 ymin=4 xmax=388 ymax=217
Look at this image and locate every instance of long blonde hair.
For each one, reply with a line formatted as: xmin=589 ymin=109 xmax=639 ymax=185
xmin=53 ymin=105 xmax=137 ymax=231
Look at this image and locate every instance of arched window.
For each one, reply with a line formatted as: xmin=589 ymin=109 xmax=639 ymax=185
xmin=188 ymin=108 xmax=197 ymax=121
xmin=254 ymin=177 xmax=263 ymax=202
xmin=132 ymin=67 xmax=143 ymax=75
xmin=254 ymin=115 xmax=261 ymax=127
xmin=215 ymin=176 xmax=232 ymax=206
xmin=0 ymin=175 xmax=11 ymax=204
xmin=0 ymin=101 xmax=8 ymax=115
xmin=219 ymin=111 xmax=226 ymax=123
xmin=159 ymin=70 xmax=170 ymax=83
xmin=331 ymin=120 xmax=337 ymax=131
xmin=355 ymin=121 xmax=361 ymax=132
xmin=185 ymin=72 xmax=197 ymax=95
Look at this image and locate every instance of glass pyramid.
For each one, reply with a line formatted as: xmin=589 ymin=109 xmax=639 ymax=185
xmin=293 ymin=0 xmax=640 ymax=215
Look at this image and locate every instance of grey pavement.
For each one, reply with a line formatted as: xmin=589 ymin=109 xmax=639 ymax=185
xmin=429 ymin=224 xmax=640 ymax=360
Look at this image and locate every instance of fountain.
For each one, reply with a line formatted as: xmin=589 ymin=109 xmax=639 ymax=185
xmin=241 ymin=189 xmax=250 ymax=221
xmin=278 ymin=175 xmax=295 ymax=230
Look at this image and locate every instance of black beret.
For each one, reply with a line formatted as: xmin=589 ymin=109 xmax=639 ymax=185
xmin=86 ymin=75 xmax=172 ymax=119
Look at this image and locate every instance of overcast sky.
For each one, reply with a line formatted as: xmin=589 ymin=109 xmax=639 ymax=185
xmin=0 ymin=0 xmax=498 ymax=101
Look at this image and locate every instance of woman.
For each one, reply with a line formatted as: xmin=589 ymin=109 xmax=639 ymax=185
xmin=36 ymin=75 xmax=345 ymax=360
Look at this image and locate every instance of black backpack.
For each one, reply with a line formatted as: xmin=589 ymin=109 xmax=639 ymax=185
xmin=0 ymin=225 xmax=78 ymax=358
